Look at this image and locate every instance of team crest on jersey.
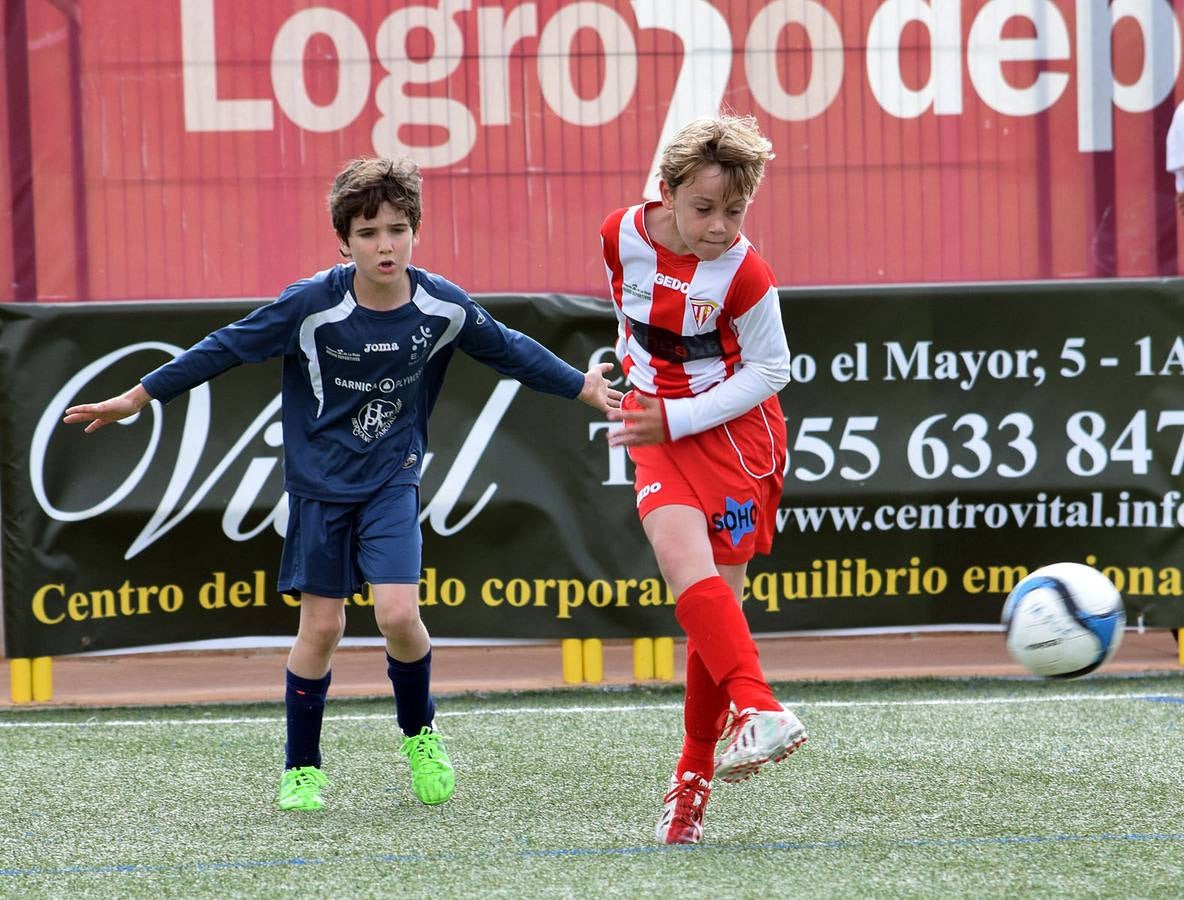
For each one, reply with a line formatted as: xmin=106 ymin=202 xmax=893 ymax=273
xmin=409 ymin=325 xmax=433 ymax=362
xmin=689 ymin=298 xmax=720 ymax=331
xmin=351 ymin=398 xmax=402 ymax=443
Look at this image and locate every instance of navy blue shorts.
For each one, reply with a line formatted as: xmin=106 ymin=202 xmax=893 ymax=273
xmin=278 ymin=482 xmax=421 ymax=598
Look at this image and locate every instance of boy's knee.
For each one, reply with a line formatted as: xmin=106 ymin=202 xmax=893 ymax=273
xmin=375 ymin=603 xmax=421 ymax=640
xmin=299 ymin=619 xmax=344 ymax=655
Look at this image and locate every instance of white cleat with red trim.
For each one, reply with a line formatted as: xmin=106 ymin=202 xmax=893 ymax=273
xmin=714 ymin=706 xmax=807 ymax=784
xmin=655 ymin=770 xmax=711 ymax=845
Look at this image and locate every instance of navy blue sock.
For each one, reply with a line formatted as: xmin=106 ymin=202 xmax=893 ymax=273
xmin=284 ymin=668 xmax=331 ymax=769
xmin=386 ymin=649 xmax=436 ymax=736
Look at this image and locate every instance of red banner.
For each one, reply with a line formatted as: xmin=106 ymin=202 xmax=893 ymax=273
xmin=5 ymin=0 xmax=1184 ymax=301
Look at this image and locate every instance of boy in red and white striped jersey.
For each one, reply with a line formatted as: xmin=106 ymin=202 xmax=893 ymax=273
xmin=601 ymin=115 xmax=807 ymax=845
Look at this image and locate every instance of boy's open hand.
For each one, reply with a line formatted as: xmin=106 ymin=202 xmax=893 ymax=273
xmin=578 ymin=362 xmax=624 ymax=413
xmin=605 ymin=392 xmax=665 ymax=447
xmin=62 ymin=384 xmax=152 ymax=433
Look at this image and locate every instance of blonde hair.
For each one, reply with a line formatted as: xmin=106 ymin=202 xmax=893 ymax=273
xmin=658 ymin=114 xmax=775 ymax=201
xmin=328 ymin=157 xmax=423 ymax=240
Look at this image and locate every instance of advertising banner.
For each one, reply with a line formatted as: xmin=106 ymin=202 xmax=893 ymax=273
xmin=3 ymin=281 xmax=1184 ymax=657
xmin=7 ymin=0 xmax=1184 ymax=302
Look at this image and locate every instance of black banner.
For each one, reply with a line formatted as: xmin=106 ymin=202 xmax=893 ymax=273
xmin=3 ymin=282 xmax=1184 ymax=657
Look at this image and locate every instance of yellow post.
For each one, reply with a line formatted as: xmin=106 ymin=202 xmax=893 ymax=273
xmin=561 ymin=638 xmax=584 ymax=684
xmin=31 ymin=657 xmax=53 ymax=702
xmin=654 ymin=637 xmax=675 ymax=681
xmin=10 ymin=658 xmax=32 ymax=704
xmin=582 ymin=638 xmax=604 ymax=683
xmin=633 ymin=637 xmax=655 ymax=681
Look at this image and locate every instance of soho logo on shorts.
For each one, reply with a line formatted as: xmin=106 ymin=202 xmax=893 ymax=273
xmin=712 ymin=496 xmax=757 ymax=546
xmin=636 ymin=481 xmax=662 ymax=507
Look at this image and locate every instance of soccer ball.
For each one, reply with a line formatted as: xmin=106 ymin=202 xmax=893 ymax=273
xmin=1001 ymin=562 xmax=1125 ymax=678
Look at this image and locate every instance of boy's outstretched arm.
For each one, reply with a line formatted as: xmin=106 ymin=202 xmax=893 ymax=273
xmin=62 ymin=383 xmax=152 ymax=434
xmin=578 ymin=362 xmax=623 ymax=414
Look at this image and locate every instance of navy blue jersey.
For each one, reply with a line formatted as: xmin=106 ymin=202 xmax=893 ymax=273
xmin=141 ymin=264 xmax=585 ymax=501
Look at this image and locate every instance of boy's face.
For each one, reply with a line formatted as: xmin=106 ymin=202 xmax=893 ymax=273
xmin=340 ymin=201 xmax=419 ymax=291
xmin=660 ymin=164 xmax=750 ymax=261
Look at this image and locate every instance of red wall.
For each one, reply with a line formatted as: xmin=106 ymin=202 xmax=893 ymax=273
xmin=5 ymin=0 xmax=1183 ymax=301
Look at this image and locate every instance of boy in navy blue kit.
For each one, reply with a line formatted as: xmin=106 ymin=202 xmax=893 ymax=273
xmin=64 ymin=157 xmax=622 ymax=812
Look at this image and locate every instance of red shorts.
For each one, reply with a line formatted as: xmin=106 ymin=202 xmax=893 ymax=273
xmin=627 ymin=392 xmax=787 ymax=565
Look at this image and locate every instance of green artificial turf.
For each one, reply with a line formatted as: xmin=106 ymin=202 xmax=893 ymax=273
xmin=3 ymin=675 xmax=1184 ymax=898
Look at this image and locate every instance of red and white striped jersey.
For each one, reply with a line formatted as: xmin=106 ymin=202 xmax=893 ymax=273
xmin=600 ymin=202 xmax=791 ymax=441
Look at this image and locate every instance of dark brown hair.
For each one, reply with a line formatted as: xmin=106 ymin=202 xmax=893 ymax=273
xmin=328 ymin=157 xmax=423 ymax=241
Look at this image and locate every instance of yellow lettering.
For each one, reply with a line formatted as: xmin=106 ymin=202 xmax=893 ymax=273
xmin=749 ymin=571 xmax=780 ymax=613
xmin=67 ymin=591 xmax=89 ymax=621
xmin=200 ymin=572 xmax=227 ymax=609
xmin=532 ymin=578 xmax=557 ymax=607
xmin=228 ymin=579 xmax=252 ymax=608
xmin=31 ymin=583 xmax=66 ymax=625
xmin=556 ymin=579 xmax=584 ymax=619
xmin=505 ymin=578 xmax=530 ymax=608
xmin=159 ymin=585 xmax=183 ymax=613
xmin=963 ymin=566 xmax=985 ymax=594
xmin=637 ymin=578 xmax=665 ymax=607
xmin=481 ymin=578 xmax=504 ymax=607
xmin=613 ymin=579 xmax=636 ymax=606
xmin=89 ymin=589 xmax=116 ymax=619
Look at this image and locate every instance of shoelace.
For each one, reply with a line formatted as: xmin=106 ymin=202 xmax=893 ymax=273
xmin=718 ymin=709 xmax=755 ymax=747
xmin=287 ymin=768 xmax=323 ymax=790
xmin=664 ymin=775 xmax=709 ymax=807
xmin=407 ymin=732 xmax=445 ymax=766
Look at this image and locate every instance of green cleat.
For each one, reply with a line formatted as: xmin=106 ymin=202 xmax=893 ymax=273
xmin=401 ymin=726 xmax=455 ymax=806
xmin=277 ymin=765 xmax=328 ymax=811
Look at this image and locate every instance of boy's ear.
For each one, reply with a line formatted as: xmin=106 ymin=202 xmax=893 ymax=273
xmin=338 ymin=240 xmax=351 ymax=259
xmin=658 ymin=180 xmax=675 ymax=210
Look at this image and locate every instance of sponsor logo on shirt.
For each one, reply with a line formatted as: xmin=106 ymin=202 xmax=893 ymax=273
xmin=351 ymin=398 xmax=402 ymax=443
xmin=363 ymin=341 xmax=400 ymax=353
xmin=410 ymin=325 xmax=433 ymax=362
xmin=402 ymin=452 xmax=419 ymax=469
xmin=325 ymin=346 xmax=360 ymax=362
xmin=334 ymin=377 xmax=399 ymax=393
xmin=689 ymin=298 xmax=720 ymax=330
xmin=712 ymin=496 xmax=757 ymax=546
xmin=623 ymin=282 xmax=651 ymax=301
xmin=654 ymin=272 xmax=691 ymax=293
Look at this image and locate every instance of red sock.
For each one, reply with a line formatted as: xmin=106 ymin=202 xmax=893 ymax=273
xmin=676 ymin=641 xmax=730 ymax=780
xmin=675 ymin=575 xmax=779 ymax=712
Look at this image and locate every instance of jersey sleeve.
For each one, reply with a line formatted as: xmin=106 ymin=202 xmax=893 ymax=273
xmin=600 ymin=207 xmax=628 ymax=296
xmin=661 ymin=284 xmax=791 ymax=441
xmin=141 ymin=285 xmax=305 ymax=404
xmin=457 ymin=298 xmax=585 ymax=399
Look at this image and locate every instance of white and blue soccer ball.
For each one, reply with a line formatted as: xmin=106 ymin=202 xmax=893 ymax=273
xmin=1002 ymin=562 xmax=1126 ymax=679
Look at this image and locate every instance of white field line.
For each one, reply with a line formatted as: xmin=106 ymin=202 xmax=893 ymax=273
xmin=0 ymin=691 xmax=1178 ymax=729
